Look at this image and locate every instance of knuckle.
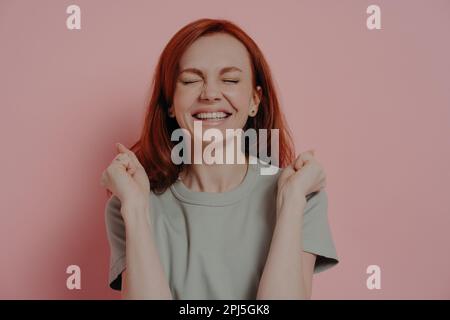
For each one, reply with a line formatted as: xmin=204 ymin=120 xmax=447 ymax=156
xmin=100 ymin=172 xmax=108 ymax=186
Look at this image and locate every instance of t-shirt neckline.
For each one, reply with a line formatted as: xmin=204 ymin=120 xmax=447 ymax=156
xmin=170 ymin=157 xmax=260 ymax=207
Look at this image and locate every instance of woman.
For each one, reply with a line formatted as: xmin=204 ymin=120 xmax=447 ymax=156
xmin=100 ymin=18 xmax=339 ymax=300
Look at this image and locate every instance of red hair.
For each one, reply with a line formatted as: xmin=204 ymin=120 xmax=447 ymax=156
xmin=129 ymin=18 xmax=295 ymax=194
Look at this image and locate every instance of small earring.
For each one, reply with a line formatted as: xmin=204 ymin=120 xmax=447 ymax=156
xmin=250 ymin=109 xmax=256 ymax=115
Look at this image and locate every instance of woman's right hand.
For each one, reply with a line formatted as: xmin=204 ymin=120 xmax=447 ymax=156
xmin=100 ymin=142 xmax=150 ymax=209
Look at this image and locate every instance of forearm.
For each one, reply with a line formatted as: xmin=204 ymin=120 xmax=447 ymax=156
xmin=121 ymin=202 xmax=173 ymax=300
xmin=256 ymin=198 xmax=307 ymax=299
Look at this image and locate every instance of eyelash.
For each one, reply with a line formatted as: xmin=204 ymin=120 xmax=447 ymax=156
xmin=181 ymin=80 xmax=240 ymax=85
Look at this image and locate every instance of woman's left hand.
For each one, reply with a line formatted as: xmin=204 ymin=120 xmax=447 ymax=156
xmin=277 ymin=149 xmax=327 ymax=212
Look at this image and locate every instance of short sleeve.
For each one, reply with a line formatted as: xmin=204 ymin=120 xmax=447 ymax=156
xmin=302 ymin=189 xmax=339 ymax=273
xmin=104 ymin=195 xmax=126 ymax=291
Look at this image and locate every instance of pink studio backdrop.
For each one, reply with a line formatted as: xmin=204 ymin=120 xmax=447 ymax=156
xmin=1 ymin=0 xmax=449 ymax=299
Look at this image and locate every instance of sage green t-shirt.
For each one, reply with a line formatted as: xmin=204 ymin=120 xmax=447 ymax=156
xmin=104 ymin=159 xmax=339 ymax=299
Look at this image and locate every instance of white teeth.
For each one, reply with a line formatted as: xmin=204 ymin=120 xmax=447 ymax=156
xmin=194 ymin=112 xmax=229 ymax=119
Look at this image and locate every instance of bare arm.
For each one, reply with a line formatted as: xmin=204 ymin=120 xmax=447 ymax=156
xmin=120 ymin=200 xmax=173 ymax=300
xmin=256 ymin=198 xmax=316 ymax=299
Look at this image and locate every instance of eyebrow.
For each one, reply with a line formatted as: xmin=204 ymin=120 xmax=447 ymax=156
xmin=179 ymin=66 xmax=242 ymax=76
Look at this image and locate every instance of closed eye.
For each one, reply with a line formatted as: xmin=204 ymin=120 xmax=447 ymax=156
xmin=223 ymin=80 xmax=239 ymax=84
xmin=181 ymin=80 xmax=201 ymax=85
xmin=180 ymin=79 xmax=239 ymax=85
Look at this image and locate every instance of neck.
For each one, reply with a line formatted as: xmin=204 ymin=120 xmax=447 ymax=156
xmin=179 ymin=153 xmax=249 ymax=193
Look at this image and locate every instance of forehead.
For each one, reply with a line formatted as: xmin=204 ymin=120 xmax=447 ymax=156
xmin=178 ymin=33 xmax=252 ymax=73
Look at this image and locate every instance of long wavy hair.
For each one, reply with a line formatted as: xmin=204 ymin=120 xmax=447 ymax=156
xmin=128 ymin=18 xmax=295 ymax=194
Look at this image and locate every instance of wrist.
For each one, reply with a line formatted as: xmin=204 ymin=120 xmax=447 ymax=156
xmin=121 ymin=194 xmax=149 ymax=210
xmin=276 ymin=192 xmax=307 ymax=218
xmin=277 ymin=190 xmax=306 ymax=209
xmin=121 ymin=198 xmax=150 ymax=225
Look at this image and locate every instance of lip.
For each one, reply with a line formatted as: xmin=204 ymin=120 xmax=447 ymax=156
xmin=192 ymin=117 xmax=230 ymax=126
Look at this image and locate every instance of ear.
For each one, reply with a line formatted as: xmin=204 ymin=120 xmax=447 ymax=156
xmin=249 ymin=86 xmax=262 ymax=117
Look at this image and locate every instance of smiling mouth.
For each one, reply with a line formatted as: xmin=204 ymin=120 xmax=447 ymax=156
xmin=192 ymin=111 xmax=231 ymax=121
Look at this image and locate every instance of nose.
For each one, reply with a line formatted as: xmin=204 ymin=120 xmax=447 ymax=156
xmin=199 ymin=80 xmax=221 ymax=102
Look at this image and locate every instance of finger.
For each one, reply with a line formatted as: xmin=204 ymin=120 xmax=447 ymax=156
xmin=294 ymin=150 xmax=313 ymax=170
xmin=100 ymin=171 xmax=114 ymax=194
xmin=114 ymin=153 xmax=130 ymax=164
xmin=116 ymin=142 xmax=125 ymax=150
xmin=300 ymin=151 xmax=315 ymax=163
xmin=115 ymin=152 xmax=130 ymax=160
xmin=278 ymin=164 xmax=295 ymax=187
xmin=116 ymin=142 xmax=134 ymax=157
xmin=100 ymin=171 xmax=107 ymax=187
xmin=295 ymin=149 xmax=316 ymax=170
xmin=116 ymin=142 xmax=141 ymax=168
xmin=294 ymin=154 xmax=304 ymax=170
xmin=116 ymin=158 xmax=134 ymax=172
xmin=113 ymin=153 xmax=136 ymax=172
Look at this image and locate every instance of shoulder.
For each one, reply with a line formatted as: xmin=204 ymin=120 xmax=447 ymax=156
xmin=249 ymin=157 xmax=283 ymax=195
xmin=252 ymin=157 xmax=282 ymax=179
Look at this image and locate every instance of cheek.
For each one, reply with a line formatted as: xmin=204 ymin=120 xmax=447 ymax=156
xmin=223 ymin=88 xmax=251 ymax=112
xmin=173 ymin=89 xmax=195 ymax=112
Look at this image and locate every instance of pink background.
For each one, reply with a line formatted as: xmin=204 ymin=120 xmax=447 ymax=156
xmin=1 ymin=0 xmax=449 ymax=299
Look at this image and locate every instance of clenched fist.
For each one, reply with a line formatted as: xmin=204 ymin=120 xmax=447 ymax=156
xmin=277 ymin=149 xmax=327 ymax=213
xmin=100 ymin=142 xmax=150 ymax=208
